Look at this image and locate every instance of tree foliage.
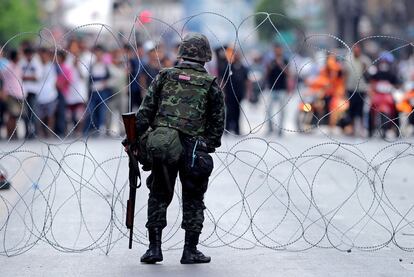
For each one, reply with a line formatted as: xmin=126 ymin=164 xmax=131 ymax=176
xmin=254 ymin=0 xmax=301 ymax=42
xmin=0 ymin=0 xmax=40 ymax=46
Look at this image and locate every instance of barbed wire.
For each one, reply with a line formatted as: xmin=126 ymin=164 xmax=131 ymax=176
xmin=1 ymin=12 xmax=414 ymax=257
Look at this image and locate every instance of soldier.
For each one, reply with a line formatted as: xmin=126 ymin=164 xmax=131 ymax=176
xmin=131 ymin=33 xmax=225 ymax=264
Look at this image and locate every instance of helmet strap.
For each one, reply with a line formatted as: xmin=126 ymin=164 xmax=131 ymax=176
xmin=182 ymin=58 xmax=205 ymax=65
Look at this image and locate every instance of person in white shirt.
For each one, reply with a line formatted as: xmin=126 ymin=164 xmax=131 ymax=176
xmin=65 ymin=39 xmax=89 ymax=136
xmin=20 ymin=46 xmax=42 ymax=139
xmin=344 ymin=45 xmax=371 ymax=136
xmin=105 ymin=49 xmax=127 ymax=135
xmin=36 ymin=48 xmax=58 ymax=138
xmin=83 ymin=45 xmax=112 ymax=136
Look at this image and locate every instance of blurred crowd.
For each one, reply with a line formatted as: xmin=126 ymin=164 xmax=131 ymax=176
xmin=0 ymin=38 xmax=178 ymax=139
xmin=288 ymin=45 xmax=414 ymax=138
xmin=1 ymin=37 xmax=414 ymax=140
xmin=217 ymin=43 xmax=414 ymax=138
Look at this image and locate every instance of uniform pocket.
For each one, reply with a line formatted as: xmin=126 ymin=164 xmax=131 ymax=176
xmin=146 ymin=127 xmax=183 ymax=164
xmin=181 ymin=136 xmax=213 ymax=179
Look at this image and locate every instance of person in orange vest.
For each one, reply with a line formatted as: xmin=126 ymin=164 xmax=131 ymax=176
xmin=396 ymin=86 xmax=414 ymax=132
xmin=306 ymin=54 xmax=347 ymax=130
xmin=325 ymin=55 xmax=347 ymax=129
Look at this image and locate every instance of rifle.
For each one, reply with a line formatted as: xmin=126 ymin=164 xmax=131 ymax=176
xmin=122 ymin=112 xmax=141 ymax=249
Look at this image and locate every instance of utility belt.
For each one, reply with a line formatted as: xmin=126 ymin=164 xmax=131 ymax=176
xmin=137 ymin=127 xmax=213 ymax=179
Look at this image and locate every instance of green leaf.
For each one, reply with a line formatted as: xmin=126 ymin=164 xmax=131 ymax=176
xmin=0 ymin=0 xmax=41 ymax=47
xmin=254 ymin=0 xmax=302 ymax=42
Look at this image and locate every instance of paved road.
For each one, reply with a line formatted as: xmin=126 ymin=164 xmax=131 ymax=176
xmin=1 ymin=95 xmax=414 ymax=276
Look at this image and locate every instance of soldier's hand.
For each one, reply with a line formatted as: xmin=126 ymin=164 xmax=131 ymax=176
xmin=122 ymin=138 xmax=129 ymax=151
xmin=124 ymin=145 xmax=139 ymax=156
xmin=121 ymin=137 xmax=129 ymax=147
xmin=122 ymin=138 xmax=139 ymax=156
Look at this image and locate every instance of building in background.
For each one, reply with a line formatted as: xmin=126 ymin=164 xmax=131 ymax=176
xmin=32 ymin=0 xmax=414 ymax=53
xmin=112 ymin=0 xmax=182 ymax=45
xmin=182 ymin=0 xmax=257 ymax=48
xmin=62 ymin=0 xmax=113 ymax=28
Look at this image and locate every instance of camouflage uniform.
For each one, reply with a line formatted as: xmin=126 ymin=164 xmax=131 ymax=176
xmin=135 ymin=34 xmax=225 ymax=234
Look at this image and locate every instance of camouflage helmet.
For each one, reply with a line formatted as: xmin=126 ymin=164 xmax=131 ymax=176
xmin=177 ymin=32 xmax=212 ymax=62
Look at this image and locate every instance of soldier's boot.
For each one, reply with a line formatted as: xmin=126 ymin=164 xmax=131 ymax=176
xmin=140 ymin=228 xmax=163 ymax=263
xmin=180 ymin=231 xmax=211 ymax=264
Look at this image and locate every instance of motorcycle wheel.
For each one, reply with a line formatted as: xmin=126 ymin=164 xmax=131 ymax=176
xmin=379 ymin=113 xmax=390 ymax=139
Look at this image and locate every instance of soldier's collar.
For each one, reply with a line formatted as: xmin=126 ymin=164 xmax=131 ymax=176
xmin=176 ymin=61 xmax=207 ymax=72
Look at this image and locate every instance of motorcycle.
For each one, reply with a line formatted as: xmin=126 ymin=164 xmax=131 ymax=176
xmin=296 ymin=89 xmax=325 ymax=132
xmin=368 ymin=81 xmax=399 ymax=138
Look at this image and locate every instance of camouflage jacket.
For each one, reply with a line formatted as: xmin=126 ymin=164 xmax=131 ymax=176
xmin=136 ymin=62 xmax=225 ymax=149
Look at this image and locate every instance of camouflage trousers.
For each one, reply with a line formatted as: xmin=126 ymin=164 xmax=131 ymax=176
xmin=145 ymin=158 xmax=208 ymax=233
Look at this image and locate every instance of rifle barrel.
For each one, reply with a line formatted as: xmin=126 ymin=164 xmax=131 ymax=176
xmin=122 ymin=112 xmax=140 ymax=250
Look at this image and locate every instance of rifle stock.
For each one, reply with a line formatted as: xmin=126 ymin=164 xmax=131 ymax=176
xmin=122 ymin=112 xmax=141 ymax=249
